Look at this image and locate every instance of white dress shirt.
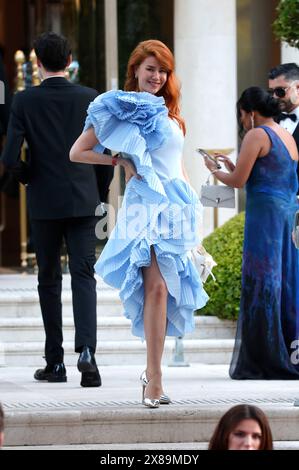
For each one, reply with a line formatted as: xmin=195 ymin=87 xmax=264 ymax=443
xmin=279 ymin=106 xmax=299 ymax=134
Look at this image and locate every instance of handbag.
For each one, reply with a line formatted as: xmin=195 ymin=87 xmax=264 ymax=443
xmin=293 ymin=210 xmax=299 ymax=249
xmin=190 ymin=244 xmax=217 ymax=283
xmin=200 ymin=174 xmax=235 ymax=208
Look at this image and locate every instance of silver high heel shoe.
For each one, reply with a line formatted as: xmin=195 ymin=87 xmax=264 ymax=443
xmin=140 ymin=371 xmax=160 ymax=408
xmin=140 ymin=371 xmax=171 ymax=406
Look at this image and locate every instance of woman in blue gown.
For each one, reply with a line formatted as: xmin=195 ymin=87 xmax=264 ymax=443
xmin=204 ymin=87 xmax=299 ymax=379
xmin=70 ymin=40 xmax=208 ymax=405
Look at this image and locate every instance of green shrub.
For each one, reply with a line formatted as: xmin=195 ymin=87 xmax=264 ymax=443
xmin=198 ymin=212 xmax=245 ymax=320
xmin=273 ymin=0 xmax=299 ymax=49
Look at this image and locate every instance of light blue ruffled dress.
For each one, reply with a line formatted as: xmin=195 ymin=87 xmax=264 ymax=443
xmin=84 ymin=90 xmax=209 ymax=339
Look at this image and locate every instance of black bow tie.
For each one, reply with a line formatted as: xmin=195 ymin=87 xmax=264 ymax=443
xmin=278 ymin=112 xmax=298 ymax=122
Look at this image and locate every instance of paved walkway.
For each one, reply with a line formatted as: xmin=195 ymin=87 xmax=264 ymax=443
xmin=1 ymin=364 xmax=299 ymax=449
xmin=1 ymin=364 xmax=299 ymax=406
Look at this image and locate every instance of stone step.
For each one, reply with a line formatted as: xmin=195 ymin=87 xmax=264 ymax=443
xmin=4 ymin=441 xmax=299 ymax=450
xmin=0 ymin=316 xmax=235 ymax=343
xmin=0 ymin=338 xmax=234 ymax=366
xmin=0 ymin=274 xmax=123 ymax=317
xmin=2 ymin=364 xmax=298 ymax=447
xmin=3 ymin=404 xmax=299 ymax=447
xmin=0 ymin=289 xmax=123 ymax=318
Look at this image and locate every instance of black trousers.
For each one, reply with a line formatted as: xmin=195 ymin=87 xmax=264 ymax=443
xmin=30 ymin=216 xmax=98 ymax=365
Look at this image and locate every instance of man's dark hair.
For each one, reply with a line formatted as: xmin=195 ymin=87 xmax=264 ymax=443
xmin=0 ymin=403 xmax=4 ymax=433
xmin=33 ymin=32 xmax=71 ymax=72
xmin=268 ymin=62 xmax=299 ymax=81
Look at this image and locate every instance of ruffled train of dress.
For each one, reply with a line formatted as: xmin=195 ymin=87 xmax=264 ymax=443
xmin=85 ymin=90 xmax=208 ymax=338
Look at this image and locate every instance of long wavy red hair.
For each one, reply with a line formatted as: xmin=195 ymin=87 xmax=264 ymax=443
xmin=124 ymin=39 xmax=186 ymax=135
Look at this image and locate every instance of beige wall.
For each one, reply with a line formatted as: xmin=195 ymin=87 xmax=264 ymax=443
xmin=237 ymin=0 xmax=280 ymax=95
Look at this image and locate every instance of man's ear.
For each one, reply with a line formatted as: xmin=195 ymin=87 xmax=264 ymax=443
xmin=0 ymin=431 xmax=4 ymax=448
xmin=66 ymin=54 xmax=72 ymax=69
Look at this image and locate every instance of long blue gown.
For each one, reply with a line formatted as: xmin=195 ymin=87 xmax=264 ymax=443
xmin=84 ymin=90 xmax=209 ymax=339
xmin=230 ymin=125 xmax=299 ymax=379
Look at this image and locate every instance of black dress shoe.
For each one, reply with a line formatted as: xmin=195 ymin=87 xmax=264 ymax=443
xmin=34 ymin=363 xmax=67 ymax=383
xmin=78 ymin=346 xmax=102 ymax=387
xmin=77 ymin=346 xmax=97 ymax=373
xmin=81 ymin=368 xmax=102 ymax=387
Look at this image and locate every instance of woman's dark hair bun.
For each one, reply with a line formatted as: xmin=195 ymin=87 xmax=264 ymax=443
xmin=237 ymin=86 xmax=280 ymax=119
xmin=265 ymin=93 xmax=280 ymax=117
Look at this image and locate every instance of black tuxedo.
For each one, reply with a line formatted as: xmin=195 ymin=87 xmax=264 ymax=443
xmin=277 ymin=114 xmax=299 ymax=190
xmin=292 ymin=122 xmax=299 ymax=185
xmin=0 ymin=77 xmax=111 ymax=365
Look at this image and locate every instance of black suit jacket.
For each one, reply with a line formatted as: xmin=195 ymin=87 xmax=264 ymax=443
xmin=1 ymin=77 xmax=112 ymax=219
xmin=291 ymin=122 xmax=299 ymax=188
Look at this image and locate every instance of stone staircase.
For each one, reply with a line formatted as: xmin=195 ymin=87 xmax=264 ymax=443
xmin=2 ymin=364 xmax=299 ymax=448
xmin=0 ymin=274 xmax=236 ymax=367
xmin=1 ymin=275 xmax=299 ymax=450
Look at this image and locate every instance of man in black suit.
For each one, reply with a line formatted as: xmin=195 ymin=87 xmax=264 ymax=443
xmin=268 ymin=63 xmax=299 ymax=189
xmin=1 ymin=32 xmax=111 ymax=387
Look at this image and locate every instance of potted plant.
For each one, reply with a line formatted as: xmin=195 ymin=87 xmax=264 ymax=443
xmin=273 ymin=0 xmax=299 ymax=49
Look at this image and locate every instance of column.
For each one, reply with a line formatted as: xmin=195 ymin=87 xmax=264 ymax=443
xmin=105 ymin=0 xmax=119 ymax=91
xmin=281 ymin=43 xmax=299 ymax=64
xmin=174 ymin=0 xmax=238 ymax=237
xmin=104 ymin=0 xmax=120 ymax=234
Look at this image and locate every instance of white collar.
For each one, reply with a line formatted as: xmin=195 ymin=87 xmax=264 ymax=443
xmin=292 ymin=107 xmax=299 ymax=119
xmin=43 ymin=75 xmax=66 ymax=81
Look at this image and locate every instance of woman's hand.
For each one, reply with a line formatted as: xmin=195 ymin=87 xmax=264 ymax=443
xmin=119 ymin=158 xmax=141 ymax=184
xmin=203 ymin=156 xmax=219 ymax=173
xmin=216 ymin=155 xmax=235 ymax=173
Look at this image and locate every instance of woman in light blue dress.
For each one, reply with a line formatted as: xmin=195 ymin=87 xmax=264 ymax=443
xmin=70 ymin=40 xmax=208 ymax=407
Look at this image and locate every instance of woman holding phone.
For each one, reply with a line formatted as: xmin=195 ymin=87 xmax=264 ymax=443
xmin=204 ymin=86 xmax=299 ymax=379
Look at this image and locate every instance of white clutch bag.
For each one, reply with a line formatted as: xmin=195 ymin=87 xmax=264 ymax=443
xmin=190 ymin=245 xmax=217 ymax=283
xmin=200 ymin=175 xmax=235 ymax=208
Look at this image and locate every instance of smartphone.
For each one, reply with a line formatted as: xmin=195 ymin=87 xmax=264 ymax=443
xmin=196 ymin=148 xmax=221 ymax=169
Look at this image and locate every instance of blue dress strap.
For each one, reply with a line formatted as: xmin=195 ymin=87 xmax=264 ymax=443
xmin=257 ymin=125 xmax=276 ymax=144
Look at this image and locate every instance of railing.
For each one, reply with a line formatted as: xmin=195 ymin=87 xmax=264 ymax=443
xmin=14 ymin=50 xmax=29 ymax=268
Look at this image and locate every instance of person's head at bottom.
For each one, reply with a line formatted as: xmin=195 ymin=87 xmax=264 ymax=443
xmin=208 ymin=404 xmax=273 ymax=450
xmin=0 ymin=403 xmax=4 ymax=448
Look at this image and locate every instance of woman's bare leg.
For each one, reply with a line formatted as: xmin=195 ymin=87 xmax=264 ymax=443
xmin=142 ymin=247 xmax=168 ymax=399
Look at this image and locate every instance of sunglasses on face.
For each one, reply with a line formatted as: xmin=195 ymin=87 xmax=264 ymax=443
xmin=268 ymin=81 xmax=297 ymax=98
xmin=268 ymin=87 xmax=289 ymax=98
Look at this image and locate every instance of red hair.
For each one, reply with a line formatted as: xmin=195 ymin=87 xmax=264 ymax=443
xmin=124 ymin=39 xmax=186 ymax=135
